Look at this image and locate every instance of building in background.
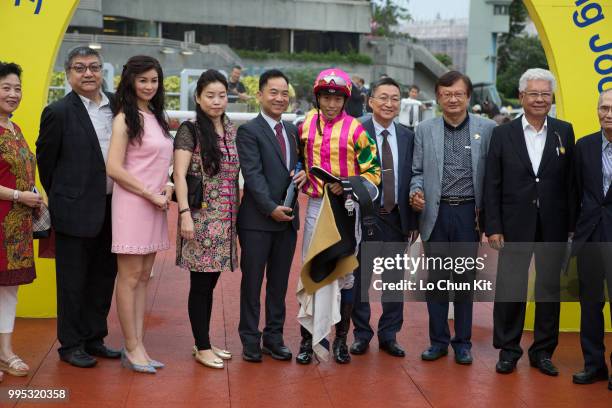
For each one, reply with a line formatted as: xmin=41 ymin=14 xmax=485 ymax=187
xmin=403 ymin=18 xmax=468 ymax=73
xmin=466 ymin=0 xmax=512 ymax=84
xmin=55 ymin=0 xmax=447 ymax=102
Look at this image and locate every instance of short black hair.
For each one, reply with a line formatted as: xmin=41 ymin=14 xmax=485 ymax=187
xmin=232 ymin=65 xmax=242 ymax=71
xmin=64 ymin=46 xmax=102 ymax=72
xmin=0 ymin=62 xmax=22 ymax=81
xmin=259 ymin=69 xmax=289 ymax=91
xmin=370 ymin=77 xmax=401 ymax=96
xmin=435 ymin=71 xmax=473 ymax=97
xmin=409 ymin=84 xmax=420 ymax=92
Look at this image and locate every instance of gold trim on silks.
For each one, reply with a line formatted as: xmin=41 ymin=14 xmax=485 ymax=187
xmin=300 ymin=185 xmax=359 ymax=294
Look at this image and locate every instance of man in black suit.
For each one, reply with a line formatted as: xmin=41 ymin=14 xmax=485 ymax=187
xmin=36 ymin=47 xmax=120 ymax=367
xmin=350 ymin=77 xmax=416 ymax=358
xmin=572 ymin=88 xmax=612 ymax=390
xmin=236 ymin=70 xmax=306 ymax=362
xmin=485 ymin=68 xmax=576 ymax=376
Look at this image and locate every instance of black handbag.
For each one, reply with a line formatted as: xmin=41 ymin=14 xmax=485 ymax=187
xmin=172 ymin=121 xmax=204 ymax=209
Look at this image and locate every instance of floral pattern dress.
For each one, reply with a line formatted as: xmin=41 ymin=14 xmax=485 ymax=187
xmin=175 ymin=119 xmax=240 ymax=273
xmin=0 ymin=123 xmax=36 ymax=286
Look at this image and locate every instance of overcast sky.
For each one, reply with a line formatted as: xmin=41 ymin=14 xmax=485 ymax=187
xmin=407 ymin=0 xmax=471 ymax=21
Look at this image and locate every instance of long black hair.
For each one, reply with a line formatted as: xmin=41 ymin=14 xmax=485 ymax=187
xmin=116 ymin=55 xmax=169 ymax=143
xmin=194 ymin=69 xmax=228 ymax=177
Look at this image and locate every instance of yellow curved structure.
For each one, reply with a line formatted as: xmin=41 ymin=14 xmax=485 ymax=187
xmin=524 ymin=0 xmax=612 ymax=331
xmin=0 ymin=0 xmax=79 ymax=317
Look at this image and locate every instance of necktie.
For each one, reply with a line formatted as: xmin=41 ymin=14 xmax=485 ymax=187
xmin=274 ymin=122 xmax=287 ymax=165
xmin=381 ymin=129 xmax=395 ymax=212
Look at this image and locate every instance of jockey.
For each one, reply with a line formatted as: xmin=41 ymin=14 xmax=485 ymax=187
xmin=296 ymin=68 xmax=381 ymax=364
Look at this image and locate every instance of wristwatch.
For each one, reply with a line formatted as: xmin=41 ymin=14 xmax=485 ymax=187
xmin=12 ymin=189 xmax=19 ymax=202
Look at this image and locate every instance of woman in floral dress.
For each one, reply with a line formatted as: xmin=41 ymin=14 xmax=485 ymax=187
xmin=0 ymin=62 xmax=43 ymax=381
xmin=173 ymin=70 xmax=239 ymax=369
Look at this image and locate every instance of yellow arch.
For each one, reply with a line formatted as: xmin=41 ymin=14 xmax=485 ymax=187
xmin=525 ymin=0 xmax=612 ymax=331
xmin=0 ymin=1 xmax=80 ymax=317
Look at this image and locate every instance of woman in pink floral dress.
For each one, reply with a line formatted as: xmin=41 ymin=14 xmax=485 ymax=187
xmin=173 ymin=70 xmax=239 ymax=369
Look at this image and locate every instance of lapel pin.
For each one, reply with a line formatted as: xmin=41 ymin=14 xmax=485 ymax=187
xmin=555 ymin=131 xmax=565 ymax=155
xmin=474 ymin=134 xmax=480 ymax=140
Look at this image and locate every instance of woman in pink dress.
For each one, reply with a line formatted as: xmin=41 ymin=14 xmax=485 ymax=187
xmin=107 ymin=56 xmax=173 ymax=374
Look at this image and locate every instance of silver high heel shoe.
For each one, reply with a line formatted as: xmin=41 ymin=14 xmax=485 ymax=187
xmin=148 ymin=359 xmax=165 ymax=369
xmin=121 ymin=350 xmax=156 ymax=374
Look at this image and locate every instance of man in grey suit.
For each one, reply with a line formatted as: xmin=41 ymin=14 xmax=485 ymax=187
xmin=410 ymin=71 xmax=496 ymax=364
xmin=236 ymin=70 xmax=306 ymax=363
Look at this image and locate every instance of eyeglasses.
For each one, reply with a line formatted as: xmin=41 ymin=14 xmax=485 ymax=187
xmin=598 ymin=105 xmax=612 ymax=115
xmin=523 ymin=91 xmax=553 ymax=100
xmin=371 ymin=95 xmax=401 ymax=104
xmin=70 ymin=63 xmax=103 ymax=74
xmin=439 ymin=91 xmax=467 ymax=100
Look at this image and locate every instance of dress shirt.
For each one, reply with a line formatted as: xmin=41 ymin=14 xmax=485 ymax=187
xmin=261 ymin=110 xmax=290 ymax=169
xmin=373 ymin=118 xmax=399 ymax=204
xmin=522 ymin=115 xmax=548 ymax=175
xmin=79 ymin=92 xmax=114 ymax=194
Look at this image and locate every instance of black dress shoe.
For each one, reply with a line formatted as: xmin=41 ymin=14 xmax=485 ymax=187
xmin=379 ymin=340 xmax=405 ymax=357
xmin=60 ymin=349 xmax=97 ymax=368
xmin=495 ymin=359 xmax=516 ymax=374
xmin=262 ymin=343 xmax=292 ymax=361
xmin=85 ymin=344 xmax=121 ymax=359
xmin=530 ymin=358 xmax=559 ymax=376
xmin=350 ymin=339 xmax=370 ymax=355
xmin=572 ymin=368 xmax=609 ymax=384
xmin=296 ymin=329 xmax=313 ymax=365
xmin=454 ymin=349 xmax=473 ymax=365
xmin=421 ymin=347 xmax=448 ymax=361
xmin=242 ymin=345 xmax=262 ymax=363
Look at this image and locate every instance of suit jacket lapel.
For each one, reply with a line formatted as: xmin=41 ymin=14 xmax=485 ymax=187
xmin=283 ymin=120 xmax=298 ymax=170
xmin=596 ymin=134 xmax=612 ymax=202
xmin=257 ymin=114 xmax=287 ymax=171
xmin=433 ymin=118 xmax=445 ymax=184
xmin=468 ymin=115 xmax=482 ymax=188
xmin=537 ymin=117 xmax=558 ymax=176
xmin=70 ymin=92 xmax=105 ymax=164
xmin=395 ymin=122 xmax=408 ymax=188
xmin=510 ymin=117 xmax=535 ymax=177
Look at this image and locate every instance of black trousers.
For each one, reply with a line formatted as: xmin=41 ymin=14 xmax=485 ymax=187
xmin=189 ymin=271 xmax=221 ymax=350
xmin=55 ymin=196 xmax=117 ymax=356
xmin=238 ymin=227 xmax=297 ymax=346
xmin=493 ymin=214 xmax=562 ymax=362
xmin=577 ymin=226 xmax=612 ymax=371
xmin=352 ymin=208 xmax=404 ymax=343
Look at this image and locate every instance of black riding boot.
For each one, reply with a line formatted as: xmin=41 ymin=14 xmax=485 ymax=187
xmin=333 ymin=302 xmax=353 ymax=364
xmin=296 ymin=325 xmax=313 ymax=365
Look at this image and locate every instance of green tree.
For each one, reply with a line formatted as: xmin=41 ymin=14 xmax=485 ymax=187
xmin=496 ymin=36 xmax=548 ymax=98
xmin=496 ymin=0 xmax=548 ymax=99
xmin=496 ymin=0 xmax=529 ymax=73
xmin=371 ymin=0 xmax=411 ymax=38
xmin=434 ymin=53 xmax=453 ymax=68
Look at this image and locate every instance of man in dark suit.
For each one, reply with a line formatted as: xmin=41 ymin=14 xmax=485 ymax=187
xmin=572 ymin=88 xmax=612 ymax=390
xmin=36 ymin=47 xmax=120 ymax=368
xmin=350 ymin=77 xmax=416 ymax=357
xmin=236 ymin=69 xmax=306 ymax=362
xmin=485 ymin=68 xmax=576 ymax=376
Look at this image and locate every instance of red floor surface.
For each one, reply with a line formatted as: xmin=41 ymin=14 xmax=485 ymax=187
xmin=3 ymin=199 xmax=612 ymax=407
